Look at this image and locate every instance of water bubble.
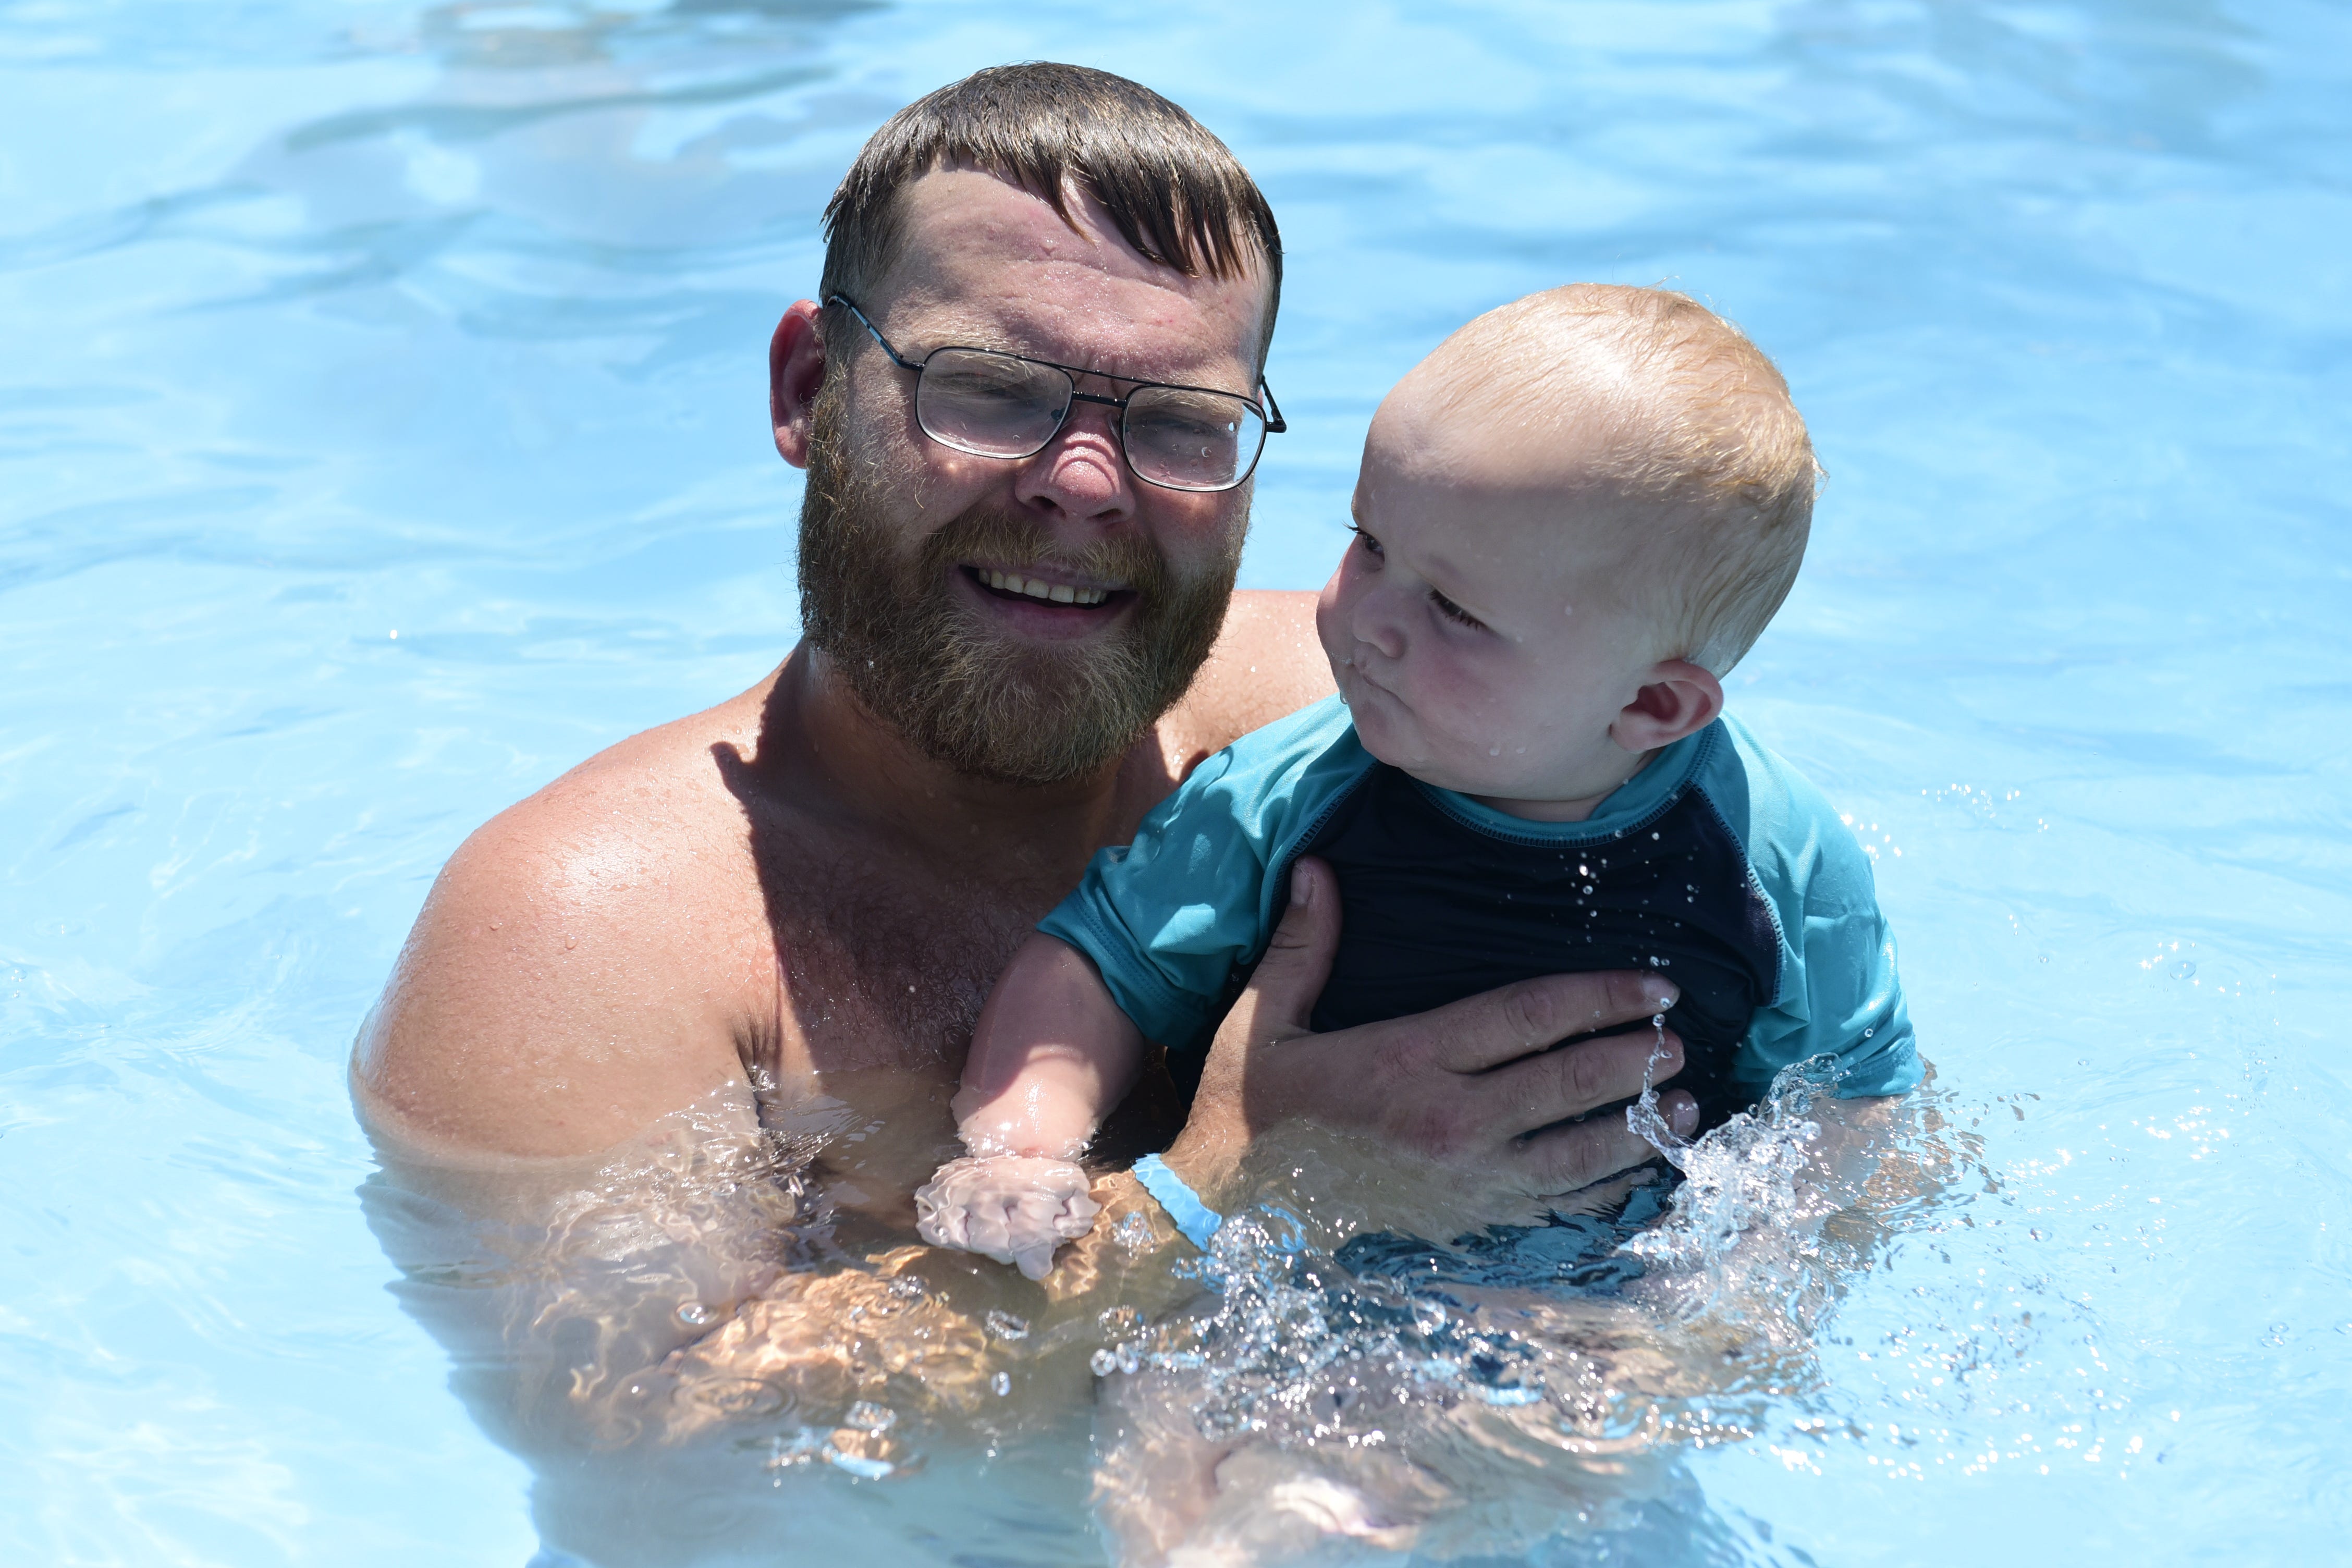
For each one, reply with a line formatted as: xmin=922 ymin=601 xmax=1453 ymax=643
xmin=1473 ymin=1382 xmax=1545 ymax=1407
xmin=685 ymin=1378 xmax=787 ymax=1419
xmin=1116 ymin=1342 xmax=1144 ymax=1375
xmin=990 ymin=1370 xmax=1011 ymax=1396
xmin=842 ymin=1400 xmax=896 ymax=1432
xmin=1089 ymin=1349 xmax=1119 ymax=1377
xmin=676 ymin=1301 xmax=721 ymax=1329
xmin=985 ymin=1309 xmax=1030 ymax=1341
xmin=886 ymin=1275 xmax=926 ymax=1300
xmin=765 ymin=1427 xmax=829 ymax=1470
xmin=2169 ymin=960 xmax=2197 ymax=980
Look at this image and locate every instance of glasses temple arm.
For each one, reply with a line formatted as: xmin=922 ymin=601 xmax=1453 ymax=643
xmin=824 ymin=295 xmax=925 ymax=373
xmin=1259 ymin=380 xmax=1287 ymax=434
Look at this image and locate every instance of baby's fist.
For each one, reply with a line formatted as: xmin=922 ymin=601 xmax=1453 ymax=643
xmin=914 ymin=1156 xmax=1103 ymax=1280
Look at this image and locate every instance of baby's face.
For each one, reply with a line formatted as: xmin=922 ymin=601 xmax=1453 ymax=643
xmin=1316 ymin=402 xmax=1665 ymax=808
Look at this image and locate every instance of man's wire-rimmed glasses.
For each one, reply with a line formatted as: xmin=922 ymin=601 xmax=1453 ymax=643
xmin=827 ymin=295 xmax=1283 ymax=494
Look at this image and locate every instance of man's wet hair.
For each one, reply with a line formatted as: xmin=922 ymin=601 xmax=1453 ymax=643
xmin=819 ymin=63 xmax=1283 ymax=364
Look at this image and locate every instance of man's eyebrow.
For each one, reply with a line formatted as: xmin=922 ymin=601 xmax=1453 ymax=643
xmin=904 ymin=307 xmax=1244 ymax=386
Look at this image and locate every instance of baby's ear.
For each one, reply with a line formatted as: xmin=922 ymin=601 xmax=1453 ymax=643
xmin=1610 ymin=660 xmax=1725 ymax=754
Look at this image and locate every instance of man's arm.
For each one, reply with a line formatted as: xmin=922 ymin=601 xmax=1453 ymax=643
xmin=352 ymin=731 xmax=758 ymax=1159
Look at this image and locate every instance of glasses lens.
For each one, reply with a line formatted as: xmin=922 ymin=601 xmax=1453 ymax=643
xmin=1122 ymin=387 xmax=1266 ymax=492
xmin=914 ymin=349 xmax=1070 ymax=459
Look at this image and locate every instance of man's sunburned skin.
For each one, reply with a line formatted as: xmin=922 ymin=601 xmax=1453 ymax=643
xmin=356 ymin=593 xmax=1332 ymax=1219
xmin=357 ymin=161 xmax=1696 ymax=1272
xmin=719 ymin=613 xmax=1332 ymax=1215
xmin=353 ymin=165 xmax=1333 ymax=1205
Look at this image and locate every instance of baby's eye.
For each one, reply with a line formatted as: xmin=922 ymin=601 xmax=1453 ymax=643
xmin=1349 ymin=524 xmax=1383 ymax=558
xmin=1428 ymin=589 xmax=1486 ymax=631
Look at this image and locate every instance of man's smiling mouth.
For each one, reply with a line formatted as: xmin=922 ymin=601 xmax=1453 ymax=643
xmin=967 ymin=566 xmax=1123 ymax=608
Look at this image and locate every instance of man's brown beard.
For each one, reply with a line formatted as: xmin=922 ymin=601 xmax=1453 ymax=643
xmin=796 ymin=385 xmax=1243 ymax=787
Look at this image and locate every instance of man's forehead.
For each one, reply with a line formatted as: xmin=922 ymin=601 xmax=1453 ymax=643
xmin=870 ymin=168 xmax=1266 ymax=383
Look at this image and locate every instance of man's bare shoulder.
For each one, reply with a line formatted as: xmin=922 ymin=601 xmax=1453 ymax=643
xmin=1165 ymin=589 xmax=1334 ymax=761
xmin=355 ymin=677 xmax=779 ymax=1158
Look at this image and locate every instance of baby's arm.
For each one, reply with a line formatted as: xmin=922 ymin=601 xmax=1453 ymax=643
xmin=914 ymin=934 xmax=1146 ymax=1278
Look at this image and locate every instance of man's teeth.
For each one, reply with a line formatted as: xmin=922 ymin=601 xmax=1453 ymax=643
xmin=980 ymin=569 xmax=1111 ymax=607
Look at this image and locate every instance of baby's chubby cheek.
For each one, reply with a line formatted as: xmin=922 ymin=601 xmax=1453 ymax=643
xmin=1312 ymin=570 xmax=1351 ymax=675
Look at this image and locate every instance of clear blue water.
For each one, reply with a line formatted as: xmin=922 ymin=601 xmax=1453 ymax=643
xmin=4 ymin=1 xmax=2349 ymax=1562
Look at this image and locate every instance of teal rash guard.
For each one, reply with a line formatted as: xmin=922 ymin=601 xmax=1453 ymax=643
xmin=1039 ymin=695 xmax=1920 ymax=1121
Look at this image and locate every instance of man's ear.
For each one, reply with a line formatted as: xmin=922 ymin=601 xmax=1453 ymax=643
xmin=769 ymin=298 xmax=828 ymax=469
xmin=1610 ymin=659 xmax=1725 ymax=754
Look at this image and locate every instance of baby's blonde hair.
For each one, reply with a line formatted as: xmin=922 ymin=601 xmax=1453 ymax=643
xmin=1417 ymin=284 xmax=1818 ymax=674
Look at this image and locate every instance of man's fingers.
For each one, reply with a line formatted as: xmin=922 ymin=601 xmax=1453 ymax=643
xmin=1480 ymin=1026 xmax=1685 ymax=1131
xmin=1229 ymin=856 xmax=1341 ymax=1044
xmin=1515 ymin=1088 xmax=1698 ymax=1195
xmin=1404 ymin=970 xmax=1679 ymax=1075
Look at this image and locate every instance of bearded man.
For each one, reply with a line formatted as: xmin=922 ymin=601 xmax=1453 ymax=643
xmin=354 ymin=64 xmax=1695 ymax=1267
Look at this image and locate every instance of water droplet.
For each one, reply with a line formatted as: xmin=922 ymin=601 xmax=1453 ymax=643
xmin=686 ymin=1379 xmax=787 ymax=1419
xmin=1474 ymin=1382 xmax=1544 ymax=1406
xmin=2169 ymin=960 xmax=2196 ymax=980
xmin=843 ymin=1400 xmax=896 ymax=1432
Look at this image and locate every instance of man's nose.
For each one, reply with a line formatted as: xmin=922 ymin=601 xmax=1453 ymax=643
xmin=1011 ymin=396 xmax=1136 ymax=525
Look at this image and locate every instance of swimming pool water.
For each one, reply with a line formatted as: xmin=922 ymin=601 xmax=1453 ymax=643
xmin=3 ymin=1 xmax=2348 ymax=1563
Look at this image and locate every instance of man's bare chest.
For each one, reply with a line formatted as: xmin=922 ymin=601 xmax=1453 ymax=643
xmin=735 ymin=824 xmax=1077 ymax=1081
xmin=717 ymin=828 xmax=1079 ymax=1212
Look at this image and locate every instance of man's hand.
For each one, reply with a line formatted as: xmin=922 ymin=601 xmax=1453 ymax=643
xmin=1162 ymin=858 xmax=1700 ymax=1214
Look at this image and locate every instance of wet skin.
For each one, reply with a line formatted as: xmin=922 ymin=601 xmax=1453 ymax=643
xmin=352 ymin=167 xmax=1694 ymax=1231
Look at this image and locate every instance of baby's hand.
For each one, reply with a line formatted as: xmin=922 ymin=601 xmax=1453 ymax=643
xmin=914 ymin=1155 xmax=1102 ymax=1280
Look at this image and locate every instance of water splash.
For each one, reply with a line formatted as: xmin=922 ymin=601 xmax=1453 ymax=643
xmin=1623 ymin=1052 xmax=1845 ymax=1283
